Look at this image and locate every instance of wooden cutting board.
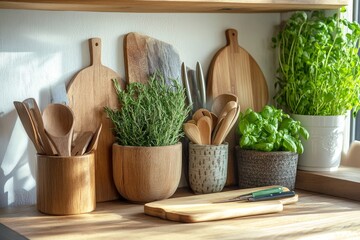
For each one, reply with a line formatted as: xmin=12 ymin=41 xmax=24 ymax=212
xmin=67 ymin=38 xmax=125 ymax=202
xmin=124 ymin=32 xmax=182 ymax=85
xmin=207 ymin=29 xmax=269 ymax=187
xmin=145 ymin=186 xmax=298 ymax=223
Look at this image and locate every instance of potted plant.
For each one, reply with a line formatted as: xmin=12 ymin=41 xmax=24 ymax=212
xmin=105 ymin=71 xmax=190 ymax=203
xmin=235 ymin=105 xmax=309 ymax=190
xmin=272 ymin=10 xmax=360 ymax=171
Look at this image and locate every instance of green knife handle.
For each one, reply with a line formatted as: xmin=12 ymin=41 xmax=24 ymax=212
xmin=251 ymin=187 xmax=283 ymax=198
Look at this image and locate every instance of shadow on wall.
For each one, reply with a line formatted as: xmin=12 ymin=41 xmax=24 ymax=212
xmin=0 ymin=109 xmax=37 ymax=208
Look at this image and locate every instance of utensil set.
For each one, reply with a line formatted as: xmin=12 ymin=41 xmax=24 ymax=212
xmin=183 ymin=93 xmax=240 ymax=145
xmin=14 ymin=98 xmax=101 ymax=156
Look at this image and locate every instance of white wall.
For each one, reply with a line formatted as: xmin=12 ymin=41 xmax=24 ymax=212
xmin=0 ymin=9 xmax=279 ymax=207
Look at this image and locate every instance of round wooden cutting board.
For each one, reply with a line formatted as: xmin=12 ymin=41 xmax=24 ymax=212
xmin=67 ymin=38 xmax=125 ymax=202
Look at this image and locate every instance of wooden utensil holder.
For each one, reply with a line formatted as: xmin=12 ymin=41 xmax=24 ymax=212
xmin=37 ymin=153 xmax=96 ymax=215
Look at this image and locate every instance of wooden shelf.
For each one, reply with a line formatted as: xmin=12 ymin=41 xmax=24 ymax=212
xmin=0 ymin=0 xmax=349 ymax=13
xmin=296 ymin=166 xmax=360 ymax=202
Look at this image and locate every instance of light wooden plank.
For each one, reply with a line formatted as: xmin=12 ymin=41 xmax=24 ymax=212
xmin=1 ymin=188 xmax=360 ymax=239
xmin=0 ymin=0 xmax=348 ymax=13
xmin=296 ymin=166 xmax=360 ymax=201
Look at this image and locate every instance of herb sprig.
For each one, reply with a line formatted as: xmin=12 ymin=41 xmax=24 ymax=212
xmin=238 ymin=105 xmax=309 ymax=153
xmin=273 ymin=10 xmax=360 ymax=116
xmin=105 ymin=71 xmax=190 ymax=147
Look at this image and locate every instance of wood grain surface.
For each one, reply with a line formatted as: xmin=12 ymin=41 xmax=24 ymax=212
xmin=67 ymin=38 xmax=124 ymax=202
xmin=0 ymin=0 xmax=348 ymax=13
xmin=37 ymin=153 xmax=95 ymax=215
xmin=2 ymin=188 xmax=360 ymax=240
xmin=207 ymin=29 xmax=269 ymax=186
xmin=144 ymin=186 xmax=297 ymax=223
xmin=296 ymin=166 xmax=360 ymax=202
xmin=112 ymin=143 xmax=182 ymax=203
xmin=124 ymin=32 xmax=181 ymax=85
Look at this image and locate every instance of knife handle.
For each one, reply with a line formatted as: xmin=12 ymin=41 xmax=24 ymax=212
xmin=251 ymin=187 xmax=283 ymax=198
xmin=249 ymin=191 xmax=296 ymax=201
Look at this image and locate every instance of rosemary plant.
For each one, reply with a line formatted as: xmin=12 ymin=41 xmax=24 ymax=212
xmin=105 ymin=71 xmax=190 ymax=147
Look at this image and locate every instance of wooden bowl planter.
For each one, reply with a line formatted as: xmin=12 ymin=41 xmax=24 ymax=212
xmin=112 ymin=142 xmax=182 ymax=203
xmin=37 ymin=153 xmax=96 ymax=215
xmin=235 ymin=147 xmax=298 ymax=190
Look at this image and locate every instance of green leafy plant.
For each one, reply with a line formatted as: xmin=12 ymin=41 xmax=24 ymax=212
xmin=238 ymin=105 xmax=309 ymax=153
xmin=105 ymin=71 xmax=190 ymax=147
xmin=273 ymin=9 xmax=360 ymax=116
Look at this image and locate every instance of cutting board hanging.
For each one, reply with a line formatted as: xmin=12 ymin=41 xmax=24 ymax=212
xmin=124 ymin=32 xmax=182 ymax=85
xmin=207 ymin=29 xmax=269 ymax=187
xmin=67 ymin=38 xmax=125 ymax=202
xmin=145 ymin=186 xmax=298 ymax=223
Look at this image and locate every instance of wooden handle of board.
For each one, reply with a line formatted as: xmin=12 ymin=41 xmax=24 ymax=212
xmin=89 ymin=38 xmax=102 ymax=66
xmin=225 ymin=29 xmax=238 ymax=48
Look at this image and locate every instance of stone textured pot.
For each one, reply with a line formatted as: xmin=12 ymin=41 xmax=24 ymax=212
xmin=291 ymin=114 xmax=345 ymax=171
xmin=112 ymin=142 xmax=182 ymax=203
xmin=188 ymin=142 xmax=228 ymax=194
xmin=236 ymin=147 xmax=298 ymax=190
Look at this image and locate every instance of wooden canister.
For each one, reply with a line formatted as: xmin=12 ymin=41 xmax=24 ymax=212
xmin=37 ymin=153 xmax=96 ymax=215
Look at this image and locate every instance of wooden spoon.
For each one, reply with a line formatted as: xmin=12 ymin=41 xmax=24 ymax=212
xmin=223 ymin=105 xmax=241 ymax=141
xmin=183 ymin=123 xmax=202 ymax=145
xmin=86 ymin=123 xmax=102 ymax=154
xmin=71 ymin=131 xmax=93 ymax=156
xmin=212 ymin=107 xmax=237 ymax=145
xmin=43 ymin=104 xmax=74 ymax=156
xmin=197 ymin=116 xmax=212 ymax=145
xmin=13 ymin=101 xmax=44 ymax=154
xmin=212 ymin=101 xmax=237 ymax=138
xmin=211 ymin=93 xmax=238 ymax=117
xmin=192 ymin=108 xmax=211 ymax=122
xmin=23 ymin=98 xmax=56 ymax=155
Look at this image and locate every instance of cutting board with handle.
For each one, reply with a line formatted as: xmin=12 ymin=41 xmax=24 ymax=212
xmin=67 ymin=38 xmax=125 ymax=202
xmin=207 ymin=29 xmax=269 ymax=187
xmin=145 ymin=186 xmax=298 ymax=223
xmin=124 ymin=32 xmax=182 ymax=86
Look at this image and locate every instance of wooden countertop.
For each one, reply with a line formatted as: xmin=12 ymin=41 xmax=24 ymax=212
xmin=1 ymin=188 xmax=360 ymax=239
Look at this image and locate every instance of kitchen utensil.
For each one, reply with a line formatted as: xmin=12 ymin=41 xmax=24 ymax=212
xmin=249 ymin=191 xmax=296 ymax=202
xmin=208 ymin=29 xmax=269 ymax=186
xmin=67 ymin=38 xmax=122 ymax=202
xmin=124 ymin=32 xmax=182 ymax=86
xmin=212 ymin=101 xmax=237 ymax=140
xmin=183 ymin=123 xmax=202 ymax=144
xmin=213 ymin=107 xmax=237 ymax=145
xmin=85 ymin=123 xmax=102 ymax=154
xmin=181 ymin=62 xmax=193 ymax=110
xmin=42 ymin=103 xmax=74 ymax=157
xmin=211 ymin=93 xmax=238 ymax=117
xmin=213 ymin=186 xmax=283 ymax=203
xmin=71 ymin=131 xmax=93 ymax=156
xmin=144 ymin=186 xmax=298 ymax=223
xmin=196 ymin=62 xmax=206 ymax=108
xmin=192 ymin=108 xmax=211 ymax=122
xmin=23 ymin=98 xmax=55 ymax=155
xmin=13 ymin=101 xmax=44 ymax=154
xmin=197 ymin=116 xmax=212 ymax=145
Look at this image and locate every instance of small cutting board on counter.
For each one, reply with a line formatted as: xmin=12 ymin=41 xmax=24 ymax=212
xmin=124 ymin=32 xmax=182 ymax=86
xmin=144 ymin=186 xmax=298 ymax=223
xmin=67 ymin=38 xmax=125 ymax=202
xmin=207 ymin=29 xmax=269 ymax=187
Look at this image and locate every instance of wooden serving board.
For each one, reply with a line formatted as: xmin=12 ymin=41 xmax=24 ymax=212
xmin=124 ymin=32 xmax=182 ymax=85
xmin=145 ymin=186 xmax=298 ymax=223
xmin=67 ymin=38 xmax=125 ymax=202
xmin=207 ymin=29 xmax=269 ymax=186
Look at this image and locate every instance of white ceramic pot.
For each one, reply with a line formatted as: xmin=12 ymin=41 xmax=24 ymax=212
xmin=291 ymin=114 xmax=345 ymax=171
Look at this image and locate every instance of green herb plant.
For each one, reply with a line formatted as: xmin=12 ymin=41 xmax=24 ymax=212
xmin=238 ymin=105 xmax=309 ymax=153
xmin=105 ymin=71 xmax=190 ymax=147
xmin=273 ymin=9 xmax=360 ymax=116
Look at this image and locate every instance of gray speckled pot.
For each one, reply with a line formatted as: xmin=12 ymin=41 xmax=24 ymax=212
xmin=188 ymin=143 xmax=228 ymax=194
xmin=235 ymin=146 xmax=298 ymax=190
